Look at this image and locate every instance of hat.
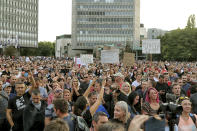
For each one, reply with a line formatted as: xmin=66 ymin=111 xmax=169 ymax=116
xmin=3 ymin=82 xmax=11 ymax=90
xmin=113 ymin=72 xmax=124 ymax=78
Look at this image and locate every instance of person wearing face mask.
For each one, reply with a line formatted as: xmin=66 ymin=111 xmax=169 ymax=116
xmin=23 ymin=89 xmax=47 ymax=131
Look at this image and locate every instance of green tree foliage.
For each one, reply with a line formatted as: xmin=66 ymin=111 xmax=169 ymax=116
xmin=4 ymin=46 xmax=18 ymax=56
xmin=20 ymin=41 xmax=55 ymax=56
xmin=153 ymin=28 xmax=197 ymax=61
xmin=125 ymin=39 xmax=132 ymax=52
xmin=186 ymin=14 xmax=196 ymax=29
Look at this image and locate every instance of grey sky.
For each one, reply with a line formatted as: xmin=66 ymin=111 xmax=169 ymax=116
xmin=39 ymin=0 xmax=197 ymax=42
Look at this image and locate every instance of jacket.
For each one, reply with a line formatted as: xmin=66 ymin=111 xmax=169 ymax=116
xmin=23 ymin=100 xmax=47 ymax=131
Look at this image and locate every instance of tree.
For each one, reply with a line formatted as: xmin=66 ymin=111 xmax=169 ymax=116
xmin=186 ymin=14 xmax=196 ymax=29
xmin=125 ymin=39 xmax=133 ymax=52
xmin=4 ymin=46 xmax=18 ymax=56
xmin=154 ymin=28 xmax=197 ymax=61
xmin=20 ymin=41 xmax=55 ymax=56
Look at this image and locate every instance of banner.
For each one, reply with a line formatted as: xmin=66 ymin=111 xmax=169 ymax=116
xmin=142 ymin=39 xmax=161 ymax=54
xmin=80 ymin=54 xmax=93 ymax=65
xmin=123 ymin=53 xmax=135 ymax=67
xmin=101 ymin=49 xmax=119 ymax=64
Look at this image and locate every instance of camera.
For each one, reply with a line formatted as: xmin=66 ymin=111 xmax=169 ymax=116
xmin=160 ymin=103 xmax=182 ymax=131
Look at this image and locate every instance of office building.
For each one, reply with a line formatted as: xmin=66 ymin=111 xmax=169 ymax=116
xmin=72 ymin=0 xmax=140 ymax=54
xmin=0 ymin=0 xmax=38 ymax=48
xmin=56 ymin=34 xmax=72 ymax=58
xmin=147 ymin=28 xmax=167 ymax=39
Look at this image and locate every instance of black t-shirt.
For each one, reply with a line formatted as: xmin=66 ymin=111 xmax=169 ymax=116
xmin=82 ymin=109 xmax=92 ymax=128
xmin=8 ymin=92 xmax=31 ymax=128
xmin=72 ymin=88 xmax=84 ymax=102
xmin=80 ymin=82 xmax=89 ymax=92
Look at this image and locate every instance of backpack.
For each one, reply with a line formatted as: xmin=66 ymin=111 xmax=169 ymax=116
xmin=70 ymin=114 xmax=89 ymax=131
xmin=176 ymin=113 xmax=196 ymax=127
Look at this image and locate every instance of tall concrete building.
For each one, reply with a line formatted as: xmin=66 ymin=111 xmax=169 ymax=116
xmin=147 ymin=28 xmax=167 ymax=39
xmin=72 ymin=0 xmax=140 ymax=54
xmin=0 ymin=0 xmax=38 ymax=48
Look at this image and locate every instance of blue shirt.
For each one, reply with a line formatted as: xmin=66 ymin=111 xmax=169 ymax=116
xmin=182 ymin=83 xmax=191 ymax=93
xmin=87 ymin=105 xmax=110 ymax=118
xmin=63 ymin=114 xmax=75 ymax=131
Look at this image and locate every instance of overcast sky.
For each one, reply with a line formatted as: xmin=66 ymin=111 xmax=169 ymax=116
xmin=38 ymin=0 xmax=197 ymax=42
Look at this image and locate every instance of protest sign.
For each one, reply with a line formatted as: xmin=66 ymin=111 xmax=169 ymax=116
xmin=101 ymin=49 xmax=119 ymax=64
xmin=142 ymin=39 xmax=161 ymax=54
xmin=123 ymin=53 xmax=135 ymax=67
xmin=80 ymin=54 xmax=93 ymax=65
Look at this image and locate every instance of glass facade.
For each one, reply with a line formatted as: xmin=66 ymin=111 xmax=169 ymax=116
xmin=72 ymin=0 xmax=139 ymax=49
xmin=0 ymin=0 xmax=38 ymax=47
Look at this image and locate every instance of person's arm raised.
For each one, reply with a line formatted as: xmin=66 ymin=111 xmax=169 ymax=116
xmin=89 ymin=79 xmax=106 ymax=116
xmin=83 ymin=77 xmax=97 ymax=98
xmin=28 ymin=71 xmax=37 ymax=94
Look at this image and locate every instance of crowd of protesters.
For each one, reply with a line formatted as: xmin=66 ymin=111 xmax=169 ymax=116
xmin=0 ymin=56 xmax=197 ymax=131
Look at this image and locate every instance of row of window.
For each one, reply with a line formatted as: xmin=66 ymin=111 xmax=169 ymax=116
xmin=77 ymin=36 xmax=128 ymax=42
xmin=78 ymin=17 xmax=133 ymax=23
xmin=0 ymin=15 xmax=37 ymax=25
xmin=0 ymin=8 xmax=37 ymax=18
xmin=0 ymin=24 xmax=37 ymax=32
xmin=77 ymin=11 xmax=133 ymax=16
xmin=0 ymin=0 xmax=38 ymax=11
xmin=76 ymin=42 xmax=125 ymax=47
xmin=0 ymin=40 xmax=37 ymax=47
xmin=77 ymin=30 xmax=132 ymax=35
xmin=77 ymin=4 xmax=133 ymax=9
xmin=77 ymin=23 xmax=133 ymax=28
xmin=0 ymin=30 xmax=38 ymax=39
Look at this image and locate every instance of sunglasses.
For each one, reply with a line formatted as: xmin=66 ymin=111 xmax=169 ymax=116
xmin=55 ymin=90 xmax=63 ymax=93
xmin=179 ymin=96 xmax=189 ymax=100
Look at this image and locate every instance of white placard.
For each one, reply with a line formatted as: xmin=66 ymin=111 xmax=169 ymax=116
xmin=76 ymin=58 xmax=81 ymax=65
xmin=142 ymin=39 xmax=161 ymax=54
xmin=26 ymin=57 xmax=30 ymax=62
xmin=101 ymin=49 xmax=119 ymax=64
xmin=80 ymin=54 xmax=93 ymax=65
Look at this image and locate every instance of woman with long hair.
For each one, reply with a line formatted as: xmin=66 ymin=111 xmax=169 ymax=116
xmin=121 ymin=82 xmax=131 ymax=96
xmin=71 ymin=77 xmax=83 ymax=102
xmin=128 ymin=92 xmax=141 ymax=118
xmin=112 ymin=101 xmax=130 ymax=127
xmin=142 ymin=87 xmax=161 ymax=116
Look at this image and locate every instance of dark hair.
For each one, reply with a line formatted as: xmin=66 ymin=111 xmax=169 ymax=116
xmin=32 ymin=89 xmax=40 ymax=96
xmin=44 ymin=118 xmax=69 ymax=131
xmin=159 ymin=75 xmax=164 ymax=79
xmin=88 ymin=91 xmax=98 ymax=99
xmin=53 ymin=98 xmax=68 ymax=114
xmin=92 ymin=112 xmax=108 ymax=123
xmin=74 ymin=96 xmax=88 ymax=116
xmin=128 ymin=91 xmax=139 ymax=107
xmin=95 ymin=79 xmax=102 ymax=86
xmin=98 ymin=122 xmax=124 ymax=131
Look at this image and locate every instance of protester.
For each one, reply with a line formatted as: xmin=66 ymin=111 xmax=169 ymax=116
xmin=91 ymin=112 xmax=109 ymax=131
xmin=23 ymin=89 xmax=47 ymax=131
xmin=53 ymin=98 xmax=75 ymax=131
xmin=0 ymin=56 xmax=196 ymax=131
xmin=0 ymin=80 xmax=10 ymax=131
xmin=44 ymin=118 xmax=69 ymax=131
xmin=6 ymin=79 xmax=34 ymax=131
xmin=142 ymin=88 xmax=161 ymax=115
xmin=128 ymin=91 xmax=141 ymax=117
xmin=112 ymin=101 xmax=130 ymax=128
xmin=177 ymin=97 xmax=197 ymax=130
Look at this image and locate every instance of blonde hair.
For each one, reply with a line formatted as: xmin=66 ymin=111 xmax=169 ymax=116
xmin=121 ymin=82 xmax=131 ymax=95
xmin=115 ymin=101 xmax=129 ymax=123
